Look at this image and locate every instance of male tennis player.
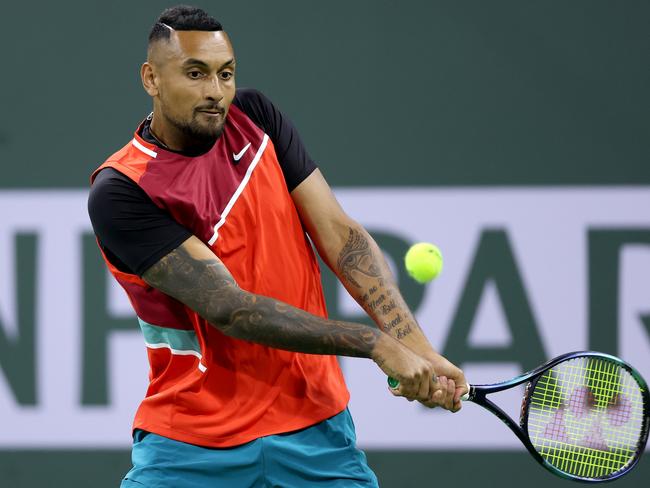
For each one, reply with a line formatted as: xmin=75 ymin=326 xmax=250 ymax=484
xmin=88 ymin=5 xmax=467 ymax=487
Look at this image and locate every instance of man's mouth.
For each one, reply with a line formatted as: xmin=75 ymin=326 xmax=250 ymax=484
xmin=196 ymin=107 xmax=224 ymax=116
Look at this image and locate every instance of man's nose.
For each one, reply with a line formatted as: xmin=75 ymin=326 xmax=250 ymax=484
xmin=204 ymin=75 xmax=224 ymax=101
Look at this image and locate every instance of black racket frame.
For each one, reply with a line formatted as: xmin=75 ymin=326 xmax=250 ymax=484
xmin=464 ymin=351 xmax=650 ymax=482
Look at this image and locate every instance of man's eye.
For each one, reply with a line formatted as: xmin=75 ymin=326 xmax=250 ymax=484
xmin=220 ymin=71 xmax=234 ymax=80
xmin=188 ymin=71 xmax=203 ymax=79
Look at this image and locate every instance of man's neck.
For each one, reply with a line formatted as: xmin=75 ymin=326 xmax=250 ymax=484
xmin=149 ymin=114 xmax=188 ymax=152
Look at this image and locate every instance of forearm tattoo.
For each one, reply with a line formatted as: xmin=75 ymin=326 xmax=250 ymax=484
xmin=335 ymin=227 xmax=417 ymax=342
xmin=143 ymin=244 xmax=380 ymax=358
xmin=337 ymin=228 xmax=381 ymax=287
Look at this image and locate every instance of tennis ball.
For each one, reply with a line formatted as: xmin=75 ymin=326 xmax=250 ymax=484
xmin=404 ymin=242 xmax=443 ymax=284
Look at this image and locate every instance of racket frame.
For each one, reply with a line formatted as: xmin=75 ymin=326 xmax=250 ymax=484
xmin=465 ymin=351 xmax=650 ymax=483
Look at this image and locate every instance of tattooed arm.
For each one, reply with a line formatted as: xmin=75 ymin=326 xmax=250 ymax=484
xmin=142 ymin=235 xmax=437 ymax=402
xmin=291 ymin=169 xmax=466 ymax=410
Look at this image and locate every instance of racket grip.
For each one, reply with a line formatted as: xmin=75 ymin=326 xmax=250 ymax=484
xmin=387 ymin=376 xmax=399 ymax=389
xmin=387 ymin=377 xmax=472 ymax=401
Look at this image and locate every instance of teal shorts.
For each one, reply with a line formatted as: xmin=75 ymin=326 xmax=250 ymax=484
xmin=121 ymin=408 xmax=378 ymax=487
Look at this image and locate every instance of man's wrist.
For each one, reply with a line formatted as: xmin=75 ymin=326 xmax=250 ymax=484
xmin=391 ymin=325 xmax=435 ymax=357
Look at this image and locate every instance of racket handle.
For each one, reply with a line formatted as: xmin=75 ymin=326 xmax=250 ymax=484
xmin=387 ymin=377 xmax=472 ymax=401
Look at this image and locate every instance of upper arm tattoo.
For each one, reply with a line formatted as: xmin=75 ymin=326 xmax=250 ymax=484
xmin=143 ymin=244 xmax=239 ymax=327
xmin=144 ymin=245 xmax=232 ymax=291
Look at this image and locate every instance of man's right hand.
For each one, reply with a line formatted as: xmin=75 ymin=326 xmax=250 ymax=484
xmin=418 ymin=350 xmax=467 ymax=412
xmin=371 ymin=333 xmax=437 ymax=403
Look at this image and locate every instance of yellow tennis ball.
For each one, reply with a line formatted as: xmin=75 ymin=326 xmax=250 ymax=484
xmin=404 ymin=242 xmax=443 ymax=284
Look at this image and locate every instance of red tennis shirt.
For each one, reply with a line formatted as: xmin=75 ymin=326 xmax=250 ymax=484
xmin=89 ymin=90 xmax=349 ymax=447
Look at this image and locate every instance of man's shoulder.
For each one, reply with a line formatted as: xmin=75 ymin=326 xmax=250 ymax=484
xmin=234 ymin=87 xmax=267 ymax=102
xmin=89 ymin=168 xmax=140 ymax=204
xmin=87 ymin=168 xmax=142 ymax=226
xmin=90 ymin=125 xmax=156 ymax=185
xmin=233 ymin=88 xmax=275 ymax=113
xmin=92 ymin=167 xmax=134 ymax=186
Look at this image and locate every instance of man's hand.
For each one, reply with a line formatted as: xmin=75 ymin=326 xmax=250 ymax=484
xmin=418 ymin=351 xmax=467 ymax=412
xmin=371 ymin=334 xmax=437 ymax=403
xmin=378 ymin=347 xmax=467 ymax=412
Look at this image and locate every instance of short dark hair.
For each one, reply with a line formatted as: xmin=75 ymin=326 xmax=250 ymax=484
xmin=148 ymin=5 xmax=223 ymax=44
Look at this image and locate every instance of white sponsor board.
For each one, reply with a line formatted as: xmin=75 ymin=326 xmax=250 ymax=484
xmin=0 ymin=188 xmax=648 ymax=449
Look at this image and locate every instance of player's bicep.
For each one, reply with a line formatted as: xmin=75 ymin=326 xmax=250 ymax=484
xmin=142 ymin=235 xmax=240 ymax=326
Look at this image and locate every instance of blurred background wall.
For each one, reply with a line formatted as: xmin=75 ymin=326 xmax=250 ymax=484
xmin=0 ymin=1 xmax=648 ymax=486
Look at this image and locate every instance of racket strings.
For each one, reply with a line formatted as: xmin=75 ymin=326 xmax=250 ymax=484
xmin=530 ymin=370 xmax=646 ymax=437
xmin=530 ymin=363 xmax=646 ymax=434
xmin=525 ymin=357 xmax=646 ymax=480
xmin=531 ymin=364 xmax=642 ymax=448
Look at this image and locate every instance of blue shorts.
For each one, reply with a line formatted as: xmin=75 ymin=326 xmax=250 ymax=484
xmin=121 ymin=408 xmax=378 ymax=487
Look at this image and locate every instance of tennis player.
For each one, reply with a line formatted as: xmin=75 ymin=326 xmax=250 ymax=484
xmin=88 ymin=5 xmax=467 ymax=487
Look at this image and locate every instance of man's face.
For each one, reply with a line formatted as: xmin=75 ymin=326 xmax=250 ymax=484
xmin=146 ymin=30 xmax=236 ymax=145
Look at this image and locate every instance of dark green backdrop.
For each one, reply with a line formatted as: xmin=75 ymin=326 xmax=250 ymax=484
xmin=0 ymin=1 xmax=648 ymax=487
xmin=1 ymin=0 xmax=648 ymax=189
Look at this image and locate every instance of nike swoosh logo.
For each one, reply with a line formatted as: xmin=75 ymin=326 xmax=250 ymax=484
xmin=232 ymin=143 xmax=251 ymax=161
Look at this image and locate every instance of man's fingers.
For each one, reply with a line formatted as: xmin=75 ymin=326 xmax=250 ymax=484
xmin=432 ymin=376 xmax=447 ymax=406
xmin=418 ymin=380 xmax=464 ymax=412
xmin=446 ymin=378 xmax=456 ymax=410
xmin=453 ymin=384 xmax=468 ymax=404
xmin=385 ymin=357 xmax=463 ymax=410
xmin=423 ymin=376 xmax=463 ymax=412
xmin=431 ymin=389 xmax=443 ymax=403
xmin=416 ymin=372 xmax=431 ymax=402
xmin=435 ymin=376 xmax=451 ymax=410
xmin=424 ymin=371 xmax=438 ymax=401
xmin=419 ymin=399 xmax=439 ymax=409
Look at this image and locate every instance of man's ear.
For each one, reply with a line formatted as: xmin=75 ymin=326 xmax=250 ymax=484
xmin=141 ymin=62 xmax=159 ymax=97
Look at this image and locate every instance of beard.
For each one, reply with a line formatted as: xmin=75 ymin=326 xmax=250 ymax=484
xmin=163 ymin=109 xmax=226 ymax=148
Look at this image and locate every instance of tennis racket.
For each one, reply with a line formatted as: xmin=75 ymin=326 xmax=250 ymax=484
xmin=388 ymin=351 xmax=649 ymax=482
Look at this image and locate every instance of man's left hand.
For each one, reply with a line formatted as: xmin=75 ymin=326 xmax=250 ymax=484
xmin=418 ymin=351 xmax=467 ymax=412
